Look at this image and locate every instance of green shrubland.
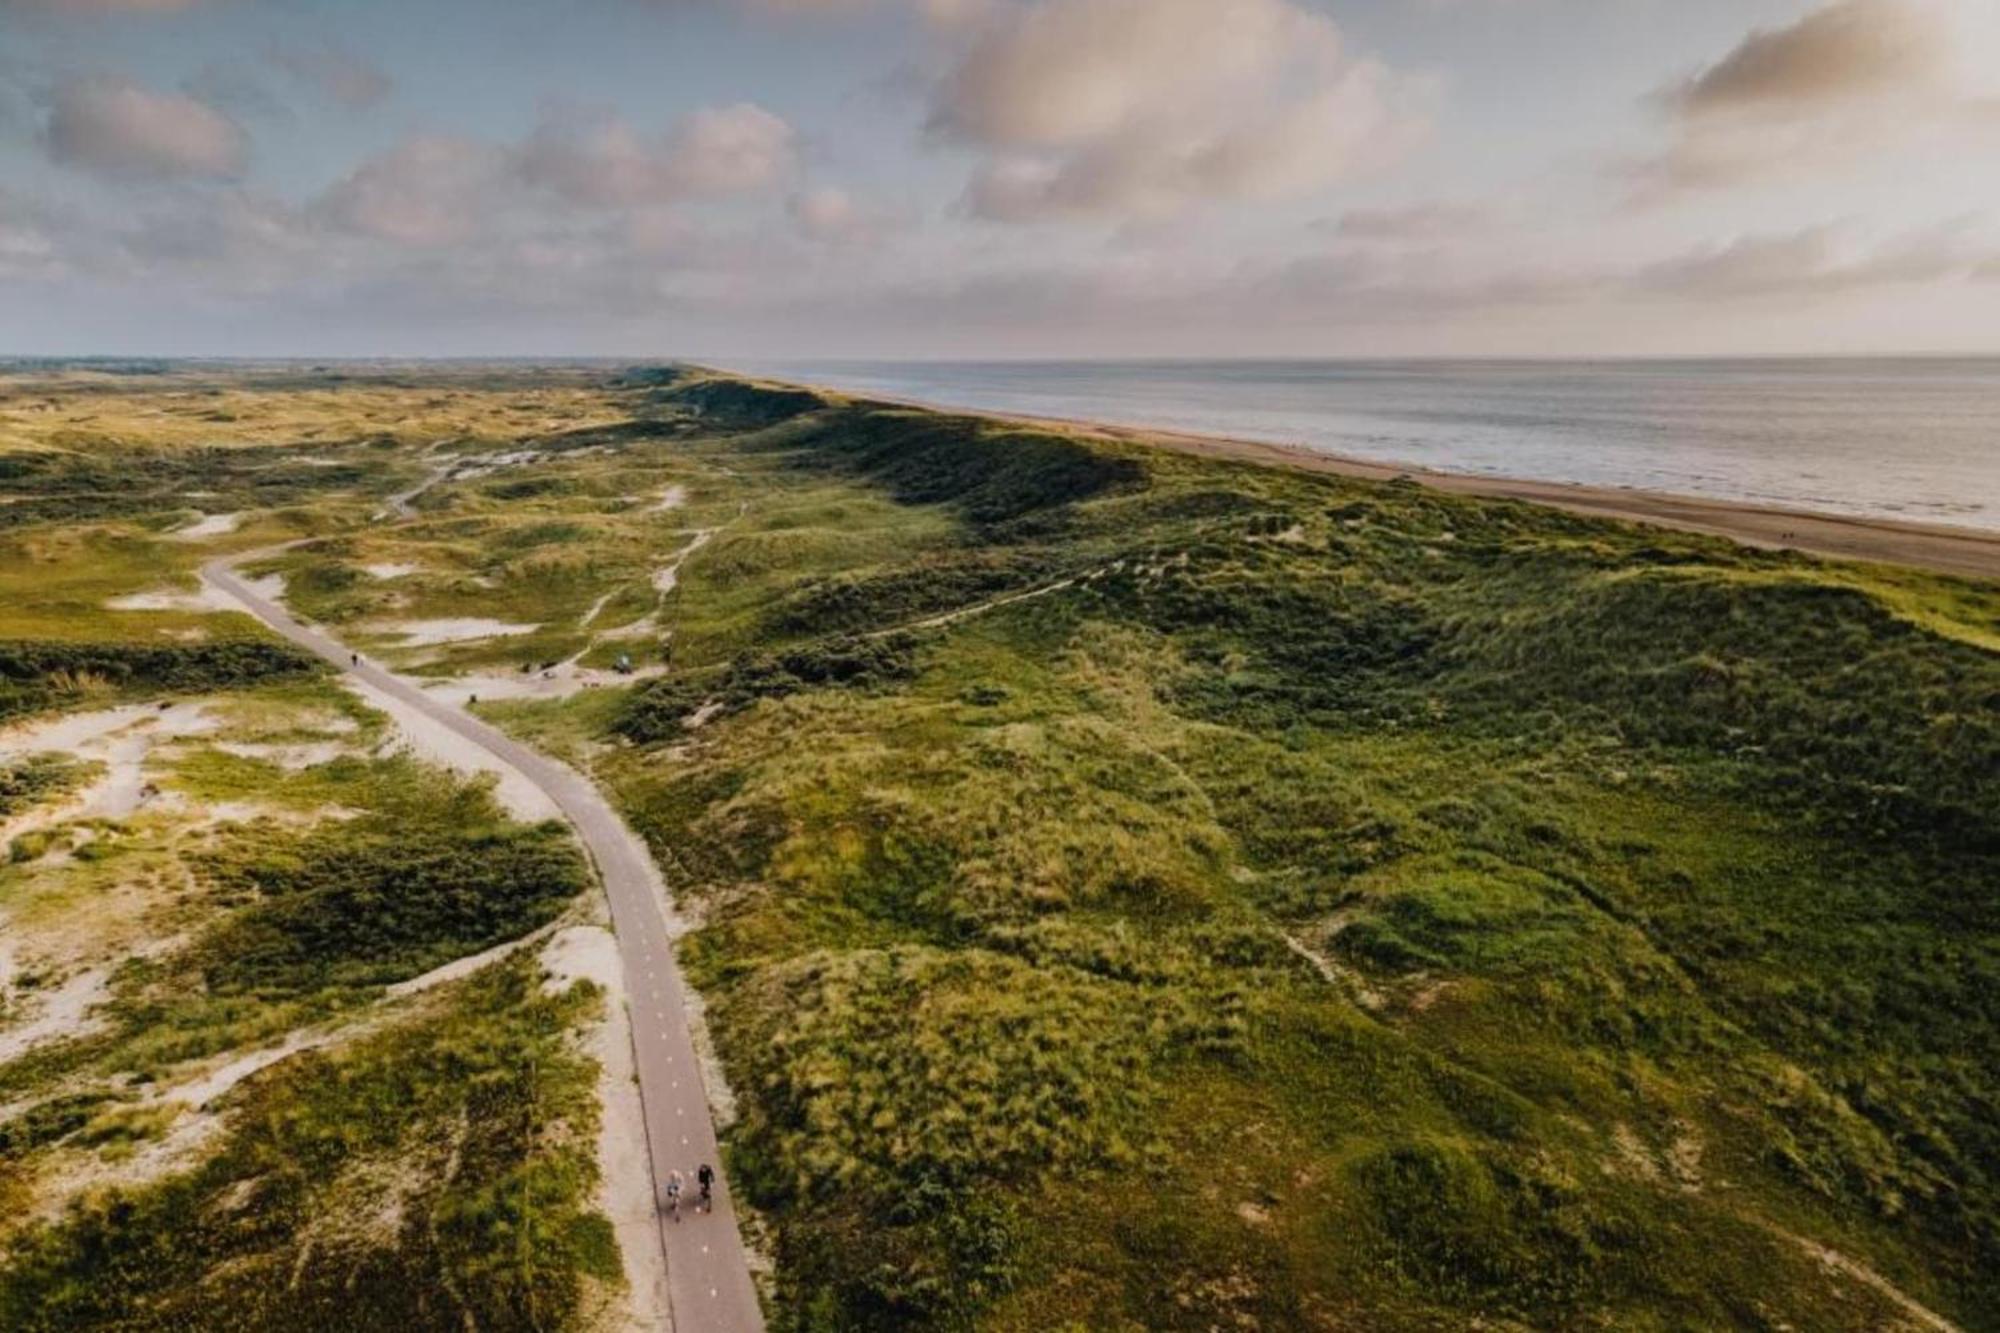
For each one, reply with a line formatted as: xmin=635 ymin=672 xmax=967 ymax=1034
xmin=0 ymin=960 xmax=610 ymax=1333
xmin=591 ymin=380 xmax=1999 ymax=1330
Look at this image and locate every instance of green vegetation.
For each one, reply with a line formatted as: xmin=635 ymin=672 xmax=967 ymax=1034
xmin=594 ymin=378 xmax=1998 ymax=1330
xmin=4 ymin=363 xmax=1996 ymax=1331
xmin=0 ymin=755 xmax=92 ymax=819
xmin=1 ymin=960 xmax=612 ymax=1333
xmin=196 ymin=785 xmax=585 ymax=996
xmin=0 ymin=639 xmax=320 ymax=723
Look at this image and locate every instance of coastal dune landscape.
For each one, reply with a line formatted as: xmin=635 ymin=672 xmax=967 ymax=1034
xmin=3 ymin=0 xmax=1999 ymax=1329
xmin=0 ymin=362 xmax=1994 ymax=1332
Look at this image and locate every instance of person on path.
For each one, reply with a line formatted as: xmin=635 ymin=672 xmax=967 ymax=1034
xmin=697 ymin=1163 xmax=715 ymax=1213
xmin=665 ymin=1169 xmax=685 ymax=1223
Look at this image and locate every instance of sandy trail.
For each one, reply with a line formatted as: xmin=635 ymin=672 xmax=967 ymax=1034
xmin=654 ymin=529 xmax=716 ymax=595
xmin=170 ymin=512 xmax=243 ymax=541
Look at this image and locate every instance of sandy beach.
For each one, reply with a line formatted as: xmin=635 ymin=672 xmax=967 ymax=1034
xmin=782 ymin=381 xmax=2000 ymax=584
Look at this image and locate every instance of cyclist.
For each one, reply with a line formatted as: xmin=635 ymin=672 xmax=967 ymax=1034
xmin=696 ymin=1163 xmax=715 ymax=1213
xmin=664 ymin=1169 xmax=684 ymax=1223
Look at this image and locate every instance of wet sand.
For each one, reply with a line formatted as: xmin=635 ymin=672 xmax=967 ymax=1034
xmin=782 ymin=380 xmax=2000 ymax=583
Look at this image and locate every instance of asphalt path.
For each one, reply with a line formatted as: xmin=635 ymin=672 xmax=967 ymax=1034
xmin=201 ymin=553 xmax=764 ymax=1333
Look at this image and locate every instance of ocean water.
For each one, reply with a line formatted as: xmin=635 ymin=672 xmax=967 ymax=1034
xmin=728 ymin=358 xmax=2000 ymax=533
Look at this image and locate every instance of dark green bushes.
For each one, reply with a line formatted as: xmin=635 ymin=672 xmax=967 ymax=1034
xmin=0 ymin=754 xmax=90 ymax=818
xmin=616 ymin=634 xmax=918 ymax=742
xmin=767 ymin=406 xmax=1145 ymax=523
xmin=764 ymin=552 xmax=1069 ymax=638
xmin=197 ymin=801 xmax=586 ymax=995
xmin=0 ymin=638 xmax=320 ymax=722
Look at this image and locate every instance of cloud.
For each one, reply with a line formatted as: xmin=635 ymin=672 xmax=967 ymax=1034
xmin=0 ymin=189 xmax=67 ymax=281
xmin=929 ymin=0 xmax=1427 ymax=222
xmin=1636 ymin=218 xmax=1998 ymax=298
xmin=1325 ymin=201 xmax=1495 ymax=243
xmin=1630 ymin=0 xmax=1994 ymax=199
xmin=314 ymin=135 xmax=500 ymax=246
xmin=787 ymin=184 xmax=900 ymax=244
xmin=266 ymin=40 xmax=394 ymax=110
xmin=315 ymin=101 xmax=800 ymax=248
xmin=663 ymin=103 xmax=796 ymax=193
xmin=43 ymin=75 xmax=247 ymax=180
xmin=515 ymin=103 xmax=795 ymax=208
xmin=1666 ymin=0 xmax=1948 ymax=117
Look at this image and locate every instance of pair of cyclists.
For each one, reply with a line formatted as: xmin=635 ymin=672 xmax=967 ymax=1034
xmin=663 ymin=1163 xmax=714 ymax=1221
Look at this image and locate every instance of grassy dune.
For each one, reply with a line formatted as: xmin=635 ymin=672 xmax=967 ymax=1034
xmin=1 ymin=363 xmax=1994 ymax=1331
xmin=590 ymin=378 xmax=1997 ymax=1330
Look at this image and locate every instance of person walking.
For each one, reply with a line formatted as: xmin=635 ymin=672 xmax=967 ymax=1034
xmin=696 ymin=1163 xmax=715 ymax=1213
xmin=665 ymin=1169 xmax=685 ymax=1223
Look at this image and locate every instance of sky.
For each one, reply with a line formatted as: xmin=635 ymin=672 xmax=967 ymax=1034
xmin=1 ymin=0 xmax=1998 ymax=358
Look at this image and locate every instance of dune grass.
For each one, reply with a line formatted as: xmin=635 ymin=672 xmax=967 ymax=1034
xmin=582 ymin=380 xmax=1999 ymax=1330
xmin=4 ymin=363 xmax=1994 ymax=1331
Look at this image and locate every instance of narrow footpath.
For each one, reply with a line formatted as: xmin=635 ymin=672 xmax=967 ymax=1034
xmin=201 ymin=553 xmax=764 ymax=1333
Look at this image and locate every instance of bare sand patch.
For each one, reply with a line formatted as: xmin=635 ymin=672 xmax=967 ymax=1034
xmin=170 ymin=512 xmax=243 ymax=541
xmin=367 ymin=617 xmax=542 ymax=647
xmin=423 ymin=661 xmax=665 ymax=706
xmin=0 ymin=703 xmax=222 ymax=830
xmin=339 ymin=676 xmax=559 ymax=822
xmin=0 ymin=962 xmax=111 ymax=1065
xmin=649 ymin=485 xmax=687 ymax=513
xmin=363 ymin=562 xmax=423 ymax=580
xmin=105 ymin=585 xmax=238 ymax=613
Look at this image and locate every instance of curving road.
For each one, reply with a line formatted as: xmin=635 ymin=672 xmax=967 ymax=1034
xmin=201 ymin=553 xmax=764 ymax=1333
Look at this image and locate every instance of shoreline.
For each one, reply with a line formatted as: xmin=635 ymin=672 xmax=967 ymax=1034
xmin=734 ymin=370 xmax=2000 ymax=584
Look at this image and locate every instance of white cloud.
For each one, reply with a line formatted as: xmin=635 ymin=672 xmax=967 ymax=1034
xmin=929 ymin=0 xmax=1427 ymax=222
xmin=43 ymin=75 xmax=247 ymax=180
xmin=515 ymin=103 xmax=795 ymax=209
xmin=314 ymin=135 xmax=500 ymax=246
xmin=662 ymin=103 xmax=796 ymax=194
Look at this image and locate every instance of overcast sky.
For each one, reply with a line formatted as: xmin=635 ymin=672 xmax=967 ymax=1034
xmin=2 ymin=0 xmax=1998 ymax=358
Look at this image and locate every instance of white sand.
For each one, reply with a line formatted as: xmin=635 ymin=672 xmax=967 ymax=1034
xmin=363 ymin=562 xmax=423 ymax=580
xmin=0 ymin=703 xmax=221 ymax=831
xmin=650 ymin=485 xmax=687 ymax=513
xmin=339 ymin=676 xmax=559 ymax=822
xmin=368 ymin=617 xmax=541 ymax=647
xmin=170 ymin=512 xmax=243 ymax=541
xmin=384 ymin=921 xmax=561 ymax=999
xmin=422 ymin=660 xmax=665 ymax=706
xmin=0 ymin=964 xmax=111 ymax=1064
xmin=105 ymin=585 xmax=238 ymax=613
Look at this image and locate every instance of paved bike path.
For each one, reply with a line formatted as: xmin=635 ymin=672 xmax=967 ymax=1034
xmin=202 ymin=556 xmax=763 ymax=1333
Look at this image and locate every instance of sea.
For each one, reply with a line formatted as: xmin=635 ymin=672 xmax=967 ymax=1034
xmin=724 ymin=358 xmax=2000 ymax=533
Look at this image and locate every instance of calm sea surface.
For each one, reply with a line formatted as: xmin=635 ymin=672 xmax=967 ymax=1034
xmin=727 ymin=358 xmax=2000 ymax=533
